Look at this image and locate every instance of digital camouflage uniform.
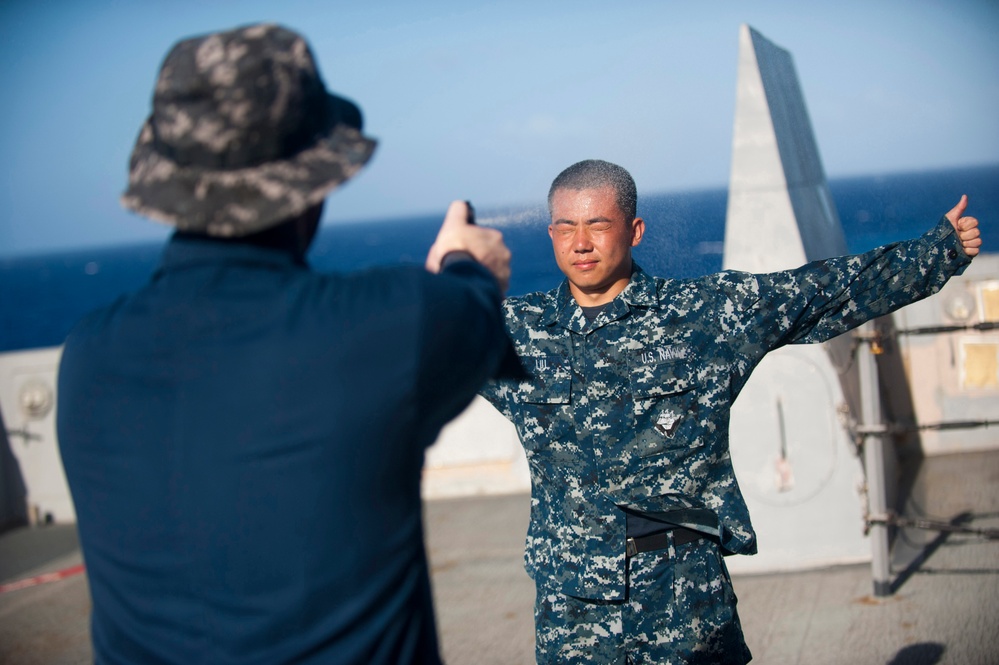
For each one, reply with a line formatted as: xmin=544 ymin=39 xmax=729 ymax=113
xmin=481 ymin=217 xmax=970 ymax=663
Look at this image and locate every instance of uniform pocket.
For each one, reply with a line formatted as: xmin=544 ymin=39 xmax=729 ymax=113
xmin=510 ymin=354 xmax=572 ymax=453
xmin=629 ymin=361 xmax=700 ymax=457
xmin=669 ymin=541 xmax=748 ymax=662
xmin=514 ymin=353 xmax=571 ymax=403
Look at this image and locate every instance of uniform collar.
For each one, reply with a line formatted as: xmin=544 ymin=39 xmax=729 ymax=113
xmin=155 ymin=233 xmax=306 ymax=276
xmin=540 ymin=263 xmax=659 ymax=331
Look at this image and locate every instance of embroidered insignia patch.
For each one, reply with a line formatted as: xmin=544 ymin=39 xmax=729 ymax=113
xmin=655 ymin=410 xmax=681 ymax=438
xmin=534 ymin=355 xmax=550 ymax=373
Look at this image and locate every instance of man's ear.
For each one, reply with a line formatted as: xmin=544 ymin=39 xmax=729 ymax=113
xmin=631 ymin=217 xmax=645 ymax=247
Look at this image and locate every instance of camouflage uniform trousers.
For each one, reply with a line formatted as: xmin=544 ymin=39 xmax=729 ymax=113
xmin=534 ymin=533 xmax=752 ymax=664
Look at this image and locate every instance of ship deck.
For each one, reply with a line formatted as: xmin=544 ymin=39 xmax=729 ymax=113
xmin=2 ymin=448 xmax=997 ymax=664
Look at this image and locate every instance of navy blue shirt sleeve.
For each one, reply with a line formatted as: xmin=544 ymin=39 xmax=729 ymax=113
xmin=413 ymin=258 xmax=506 ymax=444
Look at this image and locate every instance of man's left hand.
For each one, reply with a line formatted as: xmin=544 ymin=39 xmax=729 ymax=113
xmin=946 ymin=195 xmax=982 ymax=258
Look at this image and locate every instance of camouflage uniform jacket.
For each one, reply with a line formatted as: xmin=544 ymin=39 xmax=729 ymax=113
xmin=480 ymin=217 xmax=970 ymax=601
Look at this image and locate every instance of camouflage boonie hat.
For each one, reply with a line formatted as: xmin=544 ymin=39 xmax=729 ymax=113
xmin=121 ymin=23 xmax=377 ymax=237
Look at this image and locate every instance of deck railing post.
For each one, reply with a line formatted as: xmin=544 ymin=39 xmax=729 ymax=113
xmin=858 ymin=322 xmax=892 ymax=596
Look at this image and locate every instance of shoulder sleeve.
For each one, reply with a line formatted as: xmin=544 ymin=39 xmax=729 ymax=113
xmin=476 ymin=295 xmax=536 ymax=420
xmin=478 ymin=378 xmax=508 ymax=418
xmin=734 ymin=216 xmax=971 ymax=350
xmin=477 ymin=329 xmax=513 ymax=419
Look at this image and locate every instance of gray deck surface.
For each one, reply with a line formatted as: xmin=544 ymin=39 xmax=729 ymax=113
xmin=2 ymin=449 xmax=997 ymax=664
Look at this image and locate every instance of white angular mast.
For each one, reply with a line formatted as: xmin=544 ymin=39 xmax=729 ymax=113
xmin=722 ymin=25 xmax=871 ymax=574
xmin=724 ymin=24 xmax=847 ymax=272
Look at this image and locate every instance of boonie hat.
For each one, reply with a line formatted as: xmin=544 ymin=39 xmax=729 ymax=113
xmin=121 ymin=23 xmax=377 ymax=237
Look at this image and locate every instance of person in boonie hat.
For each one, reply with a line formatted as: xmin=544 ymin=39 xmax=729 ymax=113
xmin=59 ymin=22 xmax=512 ymax=665
xmin=121 ymin=22 xmax=377 ymax=237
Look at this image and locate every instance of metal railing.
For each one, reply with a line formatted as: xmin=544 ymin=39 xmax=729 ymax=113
xmin=852 ymin=321 xmax=999 ymax=596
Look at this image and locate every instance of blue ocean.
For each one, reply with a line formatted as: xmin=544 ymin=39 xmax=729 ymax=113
xmin=2 ymin=164 xmax=997 ymax=354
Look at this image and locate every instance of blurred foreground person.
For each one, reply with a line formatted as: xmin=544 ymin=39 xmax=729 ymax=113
xmin=58 ymin=23 xmax=510 ymax=665
xmin=481 ymin=159 xmax=982 ymax=664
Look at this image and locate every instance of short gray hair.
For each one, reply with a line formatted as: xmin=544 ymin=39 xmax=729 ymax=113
xmin=547 ymin=159 xmax=637 ymax=220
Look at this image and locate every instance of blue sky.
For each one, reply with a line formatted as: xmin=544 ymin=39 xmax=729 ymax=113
xmin=1 ymin=0 xmax=997 ymax=257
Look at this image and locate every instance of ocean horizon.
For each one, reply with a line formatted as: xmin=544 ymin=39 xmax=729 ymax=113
xmin=2 ymin=164 xmax=997 ymax=354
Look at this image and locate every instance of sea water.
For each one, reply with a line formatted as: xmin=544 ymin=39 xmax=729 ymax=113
xmin=2 ymin=164 xmax=996 ymax=353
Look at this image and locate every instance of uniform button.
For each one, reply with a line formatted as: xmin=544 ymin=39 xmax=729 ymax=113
xmin=947 ymin=248 xmax=958 ymax=260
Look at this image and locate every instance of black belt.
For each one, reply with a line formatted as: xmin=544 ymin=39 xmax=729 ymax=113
xmin=625 ymin=527 xmax=703 ymax=557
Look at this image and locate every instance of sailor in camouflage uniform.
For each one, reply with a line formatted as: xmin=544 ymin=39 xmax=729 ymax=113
xmin=480 ymin=159 xmax=983 ymax=664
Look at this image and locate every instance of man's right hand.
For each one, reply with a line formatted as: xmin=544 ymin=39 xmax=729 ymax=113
xmin=426 ymin=200 xmax=511 ymax=293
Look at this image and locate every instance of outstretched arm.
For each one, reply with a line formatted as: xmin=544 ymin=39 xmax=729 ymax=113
xmin=738 ymin=208 xmax=976 ymax=350
xmin=946 ymin=195 xmax=982 ymax=258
